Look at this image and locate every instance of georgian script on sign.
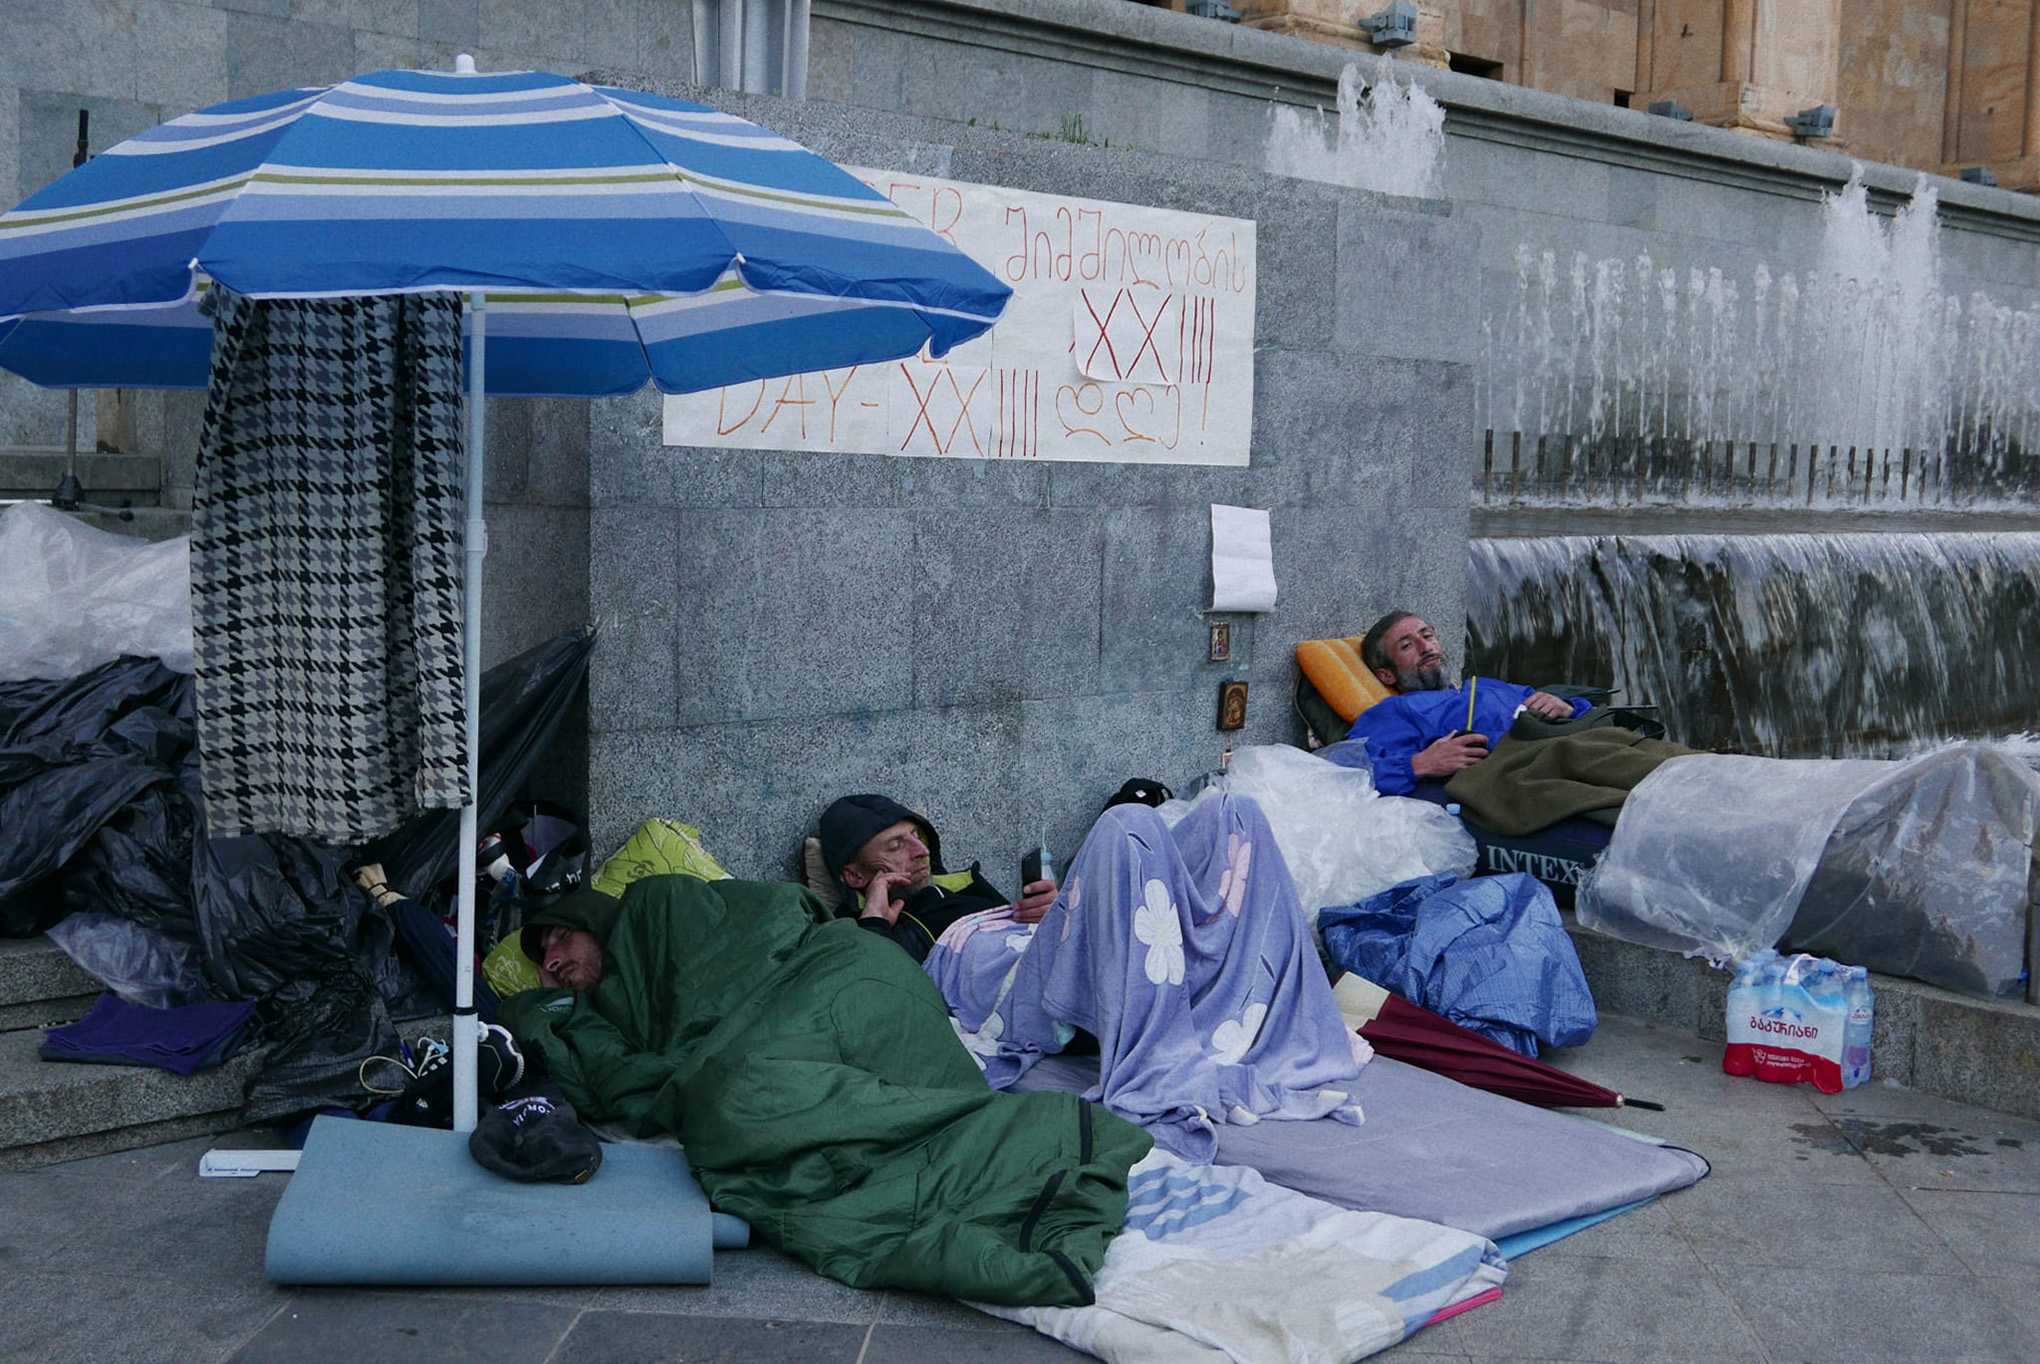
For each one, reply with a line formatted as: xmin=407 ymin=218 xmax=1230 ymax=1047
xmin=661 ymin=170 xmax=1257 ymax=467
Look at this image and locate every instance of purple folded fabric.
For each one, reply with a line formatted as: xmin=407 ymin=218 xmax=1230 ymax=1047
xmin=41 ymin=993 xmax=256 ymax=1077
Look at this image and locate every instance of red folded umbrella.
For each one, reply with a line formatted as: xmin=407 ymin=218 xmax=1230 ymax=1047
xmin=1339 ymin=977 xmax=1663 ymax=1111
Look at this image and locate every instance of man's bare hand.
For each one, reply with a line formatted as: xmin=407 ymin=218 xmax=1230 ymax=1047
xmin=1012 ymin=878 xmax=1058 ymax=923
xmin=1412 ymin=732 xmax=1490 ymax=778
xmin=860 ymin=871 xmax=909 ymax=924
xmin=1522 ymin=690 xmax=1574 ymax=719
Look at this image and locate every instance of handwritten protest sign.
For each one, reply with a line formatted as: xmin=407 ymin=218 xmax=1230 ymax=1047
xmin=662 ymin=169 xmax=1257 ymax=466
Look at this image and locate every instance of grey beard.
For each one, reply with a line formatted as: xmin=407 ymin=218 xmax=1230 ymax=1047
xmin=1397 ymin=663 xmax=1449 ymax=692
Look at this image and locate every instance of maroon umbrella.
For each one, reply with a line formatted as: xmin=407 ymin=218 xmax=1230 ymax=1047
xmin=1336 ymin=975 xmax=1664 ymax=1111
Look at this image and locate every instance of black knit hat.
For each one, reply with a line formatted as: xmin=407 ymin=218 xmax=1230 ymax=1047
xmin=519 ymin=886 xmax=622 ymax=965
xmin=816 ymin=794 xmax=942 ymax=880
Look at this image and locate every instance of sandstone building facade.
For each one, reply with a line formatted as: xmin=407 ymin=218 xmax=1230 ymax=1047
xmin=1208 ymin=0 xmax=2040 ymax=190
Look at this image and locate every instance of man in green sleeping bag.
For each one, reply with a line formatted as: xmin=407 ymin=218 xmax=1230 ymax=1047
xmin=501 ymin=876 xmax=1151 ymax=1306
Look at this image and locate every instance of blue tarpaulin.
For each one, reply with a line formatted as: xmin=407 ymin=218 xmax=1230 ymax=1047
xmin=1318 ymin=872 xmax=1596 ymax=1056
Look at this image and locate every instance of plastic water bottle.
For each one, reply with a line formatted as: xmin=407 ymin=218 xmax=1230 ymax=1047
xmin=1841 ymin=966 xmax=1874 ymax=1089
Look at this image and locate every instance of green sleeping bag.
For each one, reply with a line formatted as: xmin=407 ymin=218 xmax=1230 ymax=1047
xmin=505 ymin=874 xmax=1149 ymax=1305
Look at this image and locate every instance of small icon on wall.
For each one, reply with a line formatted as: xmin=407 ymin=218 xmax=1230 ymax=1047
xmin=1217 ymin=679 xmax=1249 ymax=731
xmin=1208 ymin=621 xmax=1232 ymax=663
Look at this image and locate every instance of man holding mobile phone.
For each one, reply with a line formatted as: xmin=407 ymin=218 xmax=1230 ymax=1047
xmin=813 ymin=787 xmax=1367 ymax=1158
xmin=817 ymin=794 xmax=1057 ymax=964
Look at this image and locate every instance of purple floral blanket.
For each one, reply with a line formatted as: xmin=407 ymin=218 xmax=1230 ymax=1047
xmin=923 ymin=794 xmax=1367 ymax=1159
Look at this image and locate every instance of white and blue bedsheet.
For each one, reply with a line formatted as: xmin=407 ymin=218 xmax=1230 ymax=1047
xmin=923 ymin=794 xmax=1367 ymax=1160
xmin=975 ymin=1150 xmax=1507 ymax=1363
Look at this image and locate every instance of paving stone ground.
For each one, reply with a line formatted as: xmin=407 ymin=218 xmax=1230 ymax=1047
xmin=6 ymin=1013 xmax=2038 ymax=1364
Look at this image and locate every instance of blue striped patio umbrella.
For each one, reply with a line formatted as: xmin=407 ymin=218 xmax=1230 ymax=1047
xmin=0 ymin=59 xmax=1011 ymax=1134
xmin=0 ymin=64 xmax=1005 ymax=394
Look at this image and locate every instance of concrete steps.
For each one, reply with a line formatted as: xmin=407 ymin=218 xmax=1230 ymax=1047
xmin=0 ymin=938 xmax=99 ymax=1033
xmin=0 ymin=933 xmax=457 ymax=1170
xmin=0 ymin=448 xmax=163 ymax=504
xmin=0 ymin=1022 xmax=266 ymax=1171
xmin=0 ymin=935 xmax=258 ymax=1171
xmin=0 ymin=935 xmax=252 ymax=1171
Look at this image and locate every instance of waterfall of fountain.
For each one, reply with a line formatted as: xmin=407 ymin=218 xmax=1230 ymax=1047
xmin=1466 ymin=532 xmax=2040 ymax=758
xmin=1482 ymin=170 xmax=2040 ymax=508
xmin=1265 ymin=63 xmax=1445 ymax=200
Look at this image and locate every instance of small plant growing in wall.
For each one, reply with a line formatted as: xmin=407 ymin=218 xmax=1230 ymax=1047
xmin=1026 ymin=113 xmax=1108 ymax=148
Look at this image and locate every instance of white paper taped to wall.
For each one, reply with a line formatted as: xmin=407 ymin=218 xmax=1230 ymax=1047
xmin=1210 ymin=504 xmax=1277 ymax=613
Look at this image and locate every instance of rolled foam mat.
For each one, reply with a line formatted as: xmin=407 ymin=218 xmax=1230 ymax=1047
xmin=266 ymin=1116 xmax=750 ymax=1285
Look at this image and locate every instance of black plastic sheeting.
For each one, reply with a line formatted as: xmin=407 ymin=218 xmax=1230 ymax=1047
xmin=358 ymin=629 xmax=596 ymax=897
xmin=1 ymin=628 xmax=594 ymax=1121
xmin=0 ymin=661 xmax=195 ymax=935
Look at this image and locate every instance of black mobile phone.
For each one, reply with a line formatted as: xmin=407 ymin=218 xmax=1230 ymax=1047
xmin=1020 ymin=847 xmax=1045 ymax=888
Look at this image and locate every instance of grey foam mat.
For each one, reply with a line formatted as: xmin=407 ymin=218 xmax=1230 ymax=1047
xmin=266 ymin=1116 xmax=749 ymax=1285
xmin=1016 ymin=1054 xmax=1707 ymax=1240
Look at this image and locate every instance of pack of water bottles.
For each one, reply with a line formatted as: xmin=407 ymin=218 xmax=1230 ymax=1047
xmin=1722 ymin=949 xmax=1873 ymax=1094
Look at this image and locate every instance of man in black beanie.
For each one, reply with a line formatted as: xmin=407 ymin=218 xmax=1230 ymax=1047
xmin=816 ymin=794 xmax=1057 ymax=964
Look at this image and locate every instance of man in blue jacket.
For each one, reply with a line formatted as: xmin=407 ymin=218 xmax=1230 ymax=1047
xmin=1344 ymin=610 xmax=1589 ymax=796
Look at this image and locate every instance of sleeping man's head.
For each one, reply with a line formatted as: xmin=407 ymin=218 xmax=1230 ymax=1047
xmin=532 ymin=923 xmax=605 ymax=991
xmin=519 ymin=888 xmax=620 ymax=992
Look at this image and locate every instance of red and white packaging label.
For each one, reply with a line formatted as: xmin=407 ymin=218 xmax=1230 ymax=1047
xmin=1722 ymin=987 xmax=1847 ymax=1095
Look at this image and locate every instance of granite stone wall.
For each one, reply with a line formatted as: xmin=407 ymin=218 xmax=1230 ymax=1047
xmin=575 ymin=88 xmax=1476 ymax=876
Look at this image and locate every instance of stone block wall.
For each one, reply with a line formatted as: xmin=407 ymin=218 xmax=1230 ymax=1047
xmin=575 ymin=86 xmax=1476 ymax=876
xmin=18 ymin=0 xmax=2040 ymax=460
xmin=1838 ymin=4 xmax=1954 ymax=175
xmin=0 ymin=1 xmax=1479 ymax=871
xmin=13 ymin=0 xmax=2040 ymax=872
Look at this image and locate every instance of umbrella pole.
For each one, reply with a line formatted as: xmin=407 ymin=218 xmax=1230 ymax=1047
xmin=452 ymin=288 xmax=487 ymax=1134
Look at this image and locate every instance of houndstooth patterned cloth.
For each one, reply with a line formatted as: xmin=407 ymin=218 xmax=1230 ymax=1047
xmin=190 ymin=290 xmax=469 ymax=844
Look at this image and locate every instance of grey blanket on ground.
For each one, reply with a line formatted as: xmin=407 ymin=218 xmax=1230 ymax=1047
xmin=1445 ymin=727 xmax=1699 ymax=835
xmin=190 ymin=290 xmax=468 ymax=843
xmin=1015 ymin=1052 xmax=1708 ymax=1240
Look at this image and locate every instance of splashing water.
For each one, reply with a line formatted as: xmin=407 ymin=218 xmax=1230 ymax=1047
xmin=1484 ymin=167 xmax=2040 ymax=505
xmin=1265 ymin=64 xmax=1445 ymax=200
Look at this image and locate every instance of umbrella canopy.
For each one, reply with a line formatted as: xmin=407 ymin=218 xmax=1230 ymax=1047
xmin=0 ymin=58 xmax=1012 ymax=1138
xmin=1333 ymin=973 xmax=1662 ymax=1110
xmin=0 ymin=68 xmax=1008 ymax=394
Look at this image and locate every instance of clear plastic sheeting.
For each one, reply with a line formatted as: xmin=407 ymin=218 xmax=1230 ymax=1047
xmin=46 ymin=910 xmax=209 ymax=1010
xmin=0 ymin=502 xmax=192 ymax=681
xmin=1578 ymin=745 xmax=2040 ymax=998
xmin=1163 ymin=745 xmax=1477 ymax=925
